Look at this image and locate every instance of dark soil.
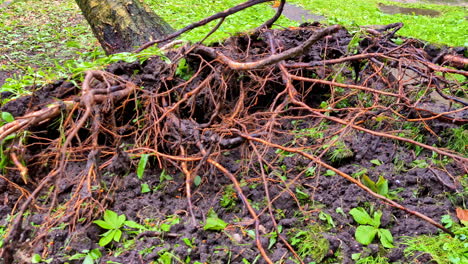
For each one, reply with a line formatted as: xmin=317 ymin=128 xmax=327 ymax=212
xmin=0 ymin=23 xmax=467 ymax=264
xmin=0 ymin=70 xmax=17 ymax=88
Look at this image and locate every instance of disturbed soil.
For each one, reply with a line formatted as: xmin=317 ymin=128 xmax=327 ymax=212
xmin=0 ymin=23 xmax=467 ymax=264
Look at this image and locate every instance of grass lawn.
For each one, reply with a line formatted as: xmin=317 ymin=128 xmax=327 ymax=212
xmin=288 ymin=0 xmax=467 ymax=47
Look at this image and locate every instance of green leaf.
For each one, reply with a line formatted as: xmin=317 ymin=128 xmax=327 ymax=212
xmin=117 ymin=214 xmax=126 ymax=227
xmin=125 ymin=220 xmax=145 ymax=229
xmin=137 ymin=154 xmax=149 ymax=179
xmin=441 ymin=214 xmax=454 ymax=228
xmin=393 ymin=38 xmax=404 ymax=45
xmin=378 ymin=228 xmax=394 ymax=248
xmin=113 ymin=229 xmax=122 ymax=242
xmin=370 ymin=159 xmax=382 ymax=166
xmin=1 ymin=112 xmax=14 ymax=123
xmin=352 ymin=168 xmax=368 ymax=178
xmin=182 ymin=237 xmax=193 ymax=247
xmin=101 ymin=229 xmax=112 ymax=237
xmin=204 ymin=216 xmax=228 ymax=231
xmin=158 ymin=251 xmax=173 ymax=264
xmin=68 ymin=252 xmax=86 ymax=260
xmin=103 ymin=210 xmax=119 ymax=227
xmin=295 ymin=187 xmax=309 ymax=200
xmin=375 ymin=176 xmax=388 ymax=196
xmin=89 ymin=248 xmax=102 ymax=259
xmin=99 ymin=231 xmax=115 ymax=247
xmin=207 ymin=208 xmax=218 ymax=218
xmin=193 ymin=175 xmax=202 ymax=186
xmin=160 ymin=169 xmax=173 ymax=182
xmin=93 ymin=220 xmax=113 ymax=230
xmin=31 ymin=254 xmax=42 ymax=263
xmin=83 ymin=255 xmax=94 ymax=264
xmin=361 ymin=175 xmax=377 ymax=192
xmin=355 ymin=225 xmax=378 ymax=245
xmin=3 ymin=133 xmax=16 ymax=142
xmin=268 ymin=234 xmax=277 ymax=249
xmin=141 ymin=183 xmax=151 ymax=193
xmin=349 ymin=207 xmax=373 ymax=225
xmin=351 ymin=253 xmax=361 ymax=260
xmin=371 ymin=211 xmax=382 ymax=227
xmin=160 ymin=223 xmax=171 ymax=232
xmin=319 ymin=211 xmax=336 ymax=228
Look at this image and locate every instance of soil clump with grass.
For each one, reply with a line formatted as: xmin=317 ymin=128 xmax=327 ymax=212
xmin=0 ymin=20 xmax=467 ymax=264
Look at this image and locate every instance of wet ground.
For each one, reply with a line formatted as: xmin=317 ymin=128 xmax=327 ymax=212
xmin=378 ymin=3 xmax=441 ymax=16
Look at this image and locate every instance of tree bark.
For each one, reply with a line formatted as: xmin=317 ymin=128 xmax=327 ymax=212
xmin=75 ymin=0 xmax=174 ymax=54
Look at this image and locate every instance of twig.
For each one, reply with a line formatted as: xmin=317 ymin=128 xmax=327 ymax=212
xmin=260 ymin=0 xmax=285 ymax=29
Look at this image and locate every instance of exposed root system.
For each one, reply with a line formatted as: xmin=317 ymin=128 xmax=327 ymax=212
xmin=0 ymin=16 xmax=467 ymax=264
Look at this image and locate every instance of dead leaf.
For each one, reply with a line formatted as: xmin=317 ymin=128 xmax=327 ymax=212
xmin=456 ymin=208 xmax=468 ymax=227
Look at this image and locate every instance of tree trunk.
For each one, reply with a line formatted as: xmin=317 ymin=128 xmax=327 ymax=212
xmin=75 ymin=0 xmax=174 ymax=54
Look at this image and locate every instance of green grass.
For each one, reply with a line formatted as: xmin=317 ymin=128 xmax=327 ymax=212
xmin=148 ymin=0 xmax=294 ymax=43
xmin=288 ymin=0 xmax=467 ymax=46
xmin=0 ymin=0 xmax=99 ymax=71
xmin=0 ymin=0 xmax=102 ymax=95
xmin=446 ymin=125 xmax=468 ymax=157
xmin=403 ymin=225 xmax=468 ymax=264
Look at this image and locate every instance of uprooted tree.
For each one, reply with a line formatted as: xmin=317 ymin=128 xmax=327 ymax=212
xmin=0 ymin=0 xmax=467 ymax=263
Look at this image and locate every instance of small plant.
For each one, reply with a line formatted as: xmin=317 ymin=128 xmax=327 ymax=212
xmin=289 ymin=224 xmax=330 ymax=262
xmin=411 ymin=159 xmax=429 ymax=169
xmin=175 ymin=58 xmax=194 ymax=81
xmin=361 ymin=175 xmax=388 ymax=197
xmin=93 ymin=210 xmax=140 ymax=247
xmin=403 ymin=224 xmax=468 ymax=264
xmin=31 ymin=254 xmax=53 ymax=263
xmin=203 ymin=208 xmax=228 ymax=231
xmin=275 ymin=148 xmax=296 ymax=163
xmin=447 ymin=126 xmax=467 ymax=156
xmin=293 ymin=121 xmax=328 ymax=140
xmin=295 ymin=186 xmax=310 ymax=204
xmin=324 ymin=136 xmax=354 ymax=163
xmin=319 ymin=211 xmax=336 ymax=228
xmin=159 ymin=169 xmax=173 ymax=182
xmin=352 ymin=254 xmax=390 ymax=264
xmin=349 ymin=207 xmax=394 ymax=248
xmin=264 ymin=225 xmax=283 ymax=250
xmin=68 ymin=248 xmax=102 ymax=264
xmin=136 ymin=153 xmax=149 ymax=179
xmin=220 ymin=184 xmax=238 ymax=210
